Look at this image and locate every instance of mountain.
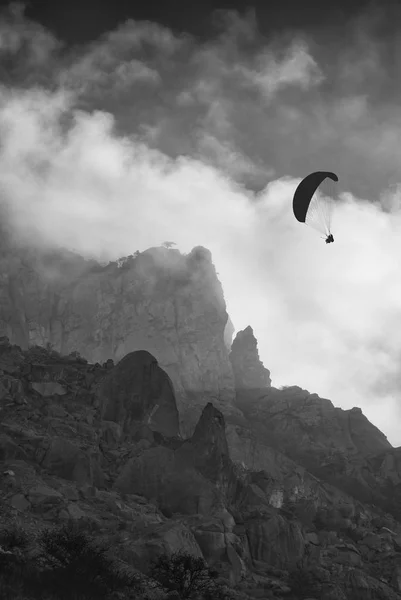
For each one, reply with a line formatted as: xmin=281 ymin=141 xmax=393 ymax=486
xmin=0 ymin=241 xmax=401 ymax=599
xmin=0 ymin=242 xmax=237 ymax=436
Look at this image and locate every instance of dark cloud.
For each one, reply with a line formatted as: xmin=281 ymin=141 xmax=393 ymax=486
xmin=0 ymin=3 xmax=401 ymax=443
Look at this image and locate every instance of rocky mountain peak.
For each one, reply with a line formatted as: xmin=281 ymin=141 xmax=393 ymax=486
xmin=191 ymin=402 xmax=229 ymax=458
xmin=229 ymin=325 xmax=272 ymax=395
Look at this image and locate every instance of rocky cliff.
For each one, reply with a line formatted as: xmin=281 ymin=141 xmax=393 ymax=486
xmin=228 ymin=327 xmax=400 ymax=523
xmin=1 ymin=339 xmax=401 ymax=599
xmin=1 ymin=239 xmax=401 ymax=598
xmin=0 ymin=242 xmax=236 ymax=437
xmin=229 ymin=325 xmax=271 ymax=397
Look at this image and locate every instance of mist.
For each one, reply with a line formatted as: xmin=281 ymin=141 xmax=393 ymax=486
xmin=1 ymin=2 xmax=401 ymax=444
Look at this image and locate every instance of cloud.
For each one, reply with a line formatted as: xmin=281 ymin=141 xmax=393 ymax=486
xmin=240 ymin=40 xmax=323 ymax=97
xmin=0 ymin=4 xmax=401 ymax=445
xmin=0 ymin=2 xmax=61 ymax=86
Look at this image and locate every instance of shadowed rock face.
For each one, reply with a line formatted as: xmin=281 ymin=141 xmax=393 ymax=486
xmin=178 ymin=403 xmax=231 ymax=488
xmin=98 ymin=350 xmax=180 ymax=439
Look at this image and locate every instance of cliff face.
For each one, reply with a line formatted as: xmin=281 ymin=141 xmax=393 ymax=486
xmin=0 ymin=243 xmax=235 ymax=437
xmin=237 ymin=386 xmax=392 ymax=463
xmin=229 ymin=327 xmax=391 ymax=467
xmin=228 ymin=326 xmax=397 ymax=523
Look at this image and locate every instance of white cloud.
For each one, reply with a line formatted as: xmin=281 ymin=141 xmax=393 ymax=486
xmin=0 ymin=5 xmax=401 ymax=447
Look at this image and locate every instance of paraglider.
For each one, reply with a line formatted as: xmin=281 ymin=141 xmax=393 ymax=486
xmin=293 ymin=171 xmax=338 ymax=243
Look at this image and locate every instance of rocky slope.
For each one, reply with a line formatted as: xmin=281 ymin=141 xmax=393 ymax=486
xmin=1 ymin=239 xmax=401 ymax=598
xmin=1 ymin=338 xmax=401 ymax=599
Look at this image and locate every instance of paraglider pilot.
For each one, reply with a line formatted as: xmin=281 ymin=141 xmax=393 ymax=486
xmin=292 ymin=171 xmax=339 ymax=245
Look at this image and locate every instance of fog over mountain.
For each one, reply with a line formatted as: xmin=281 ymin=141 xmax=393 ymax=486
xmin=0 ymin=2 xmax=401 ymax=443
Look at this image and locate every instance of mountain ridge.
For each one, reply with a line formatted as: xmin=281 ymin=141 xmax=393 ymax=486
xmin=1 ymin=240 xmax=401 ymax=598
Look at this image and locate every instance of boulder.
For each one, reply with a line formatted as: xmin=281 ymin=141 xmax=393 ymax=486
xmin=98 ymin=351 xmax=180 ymax=439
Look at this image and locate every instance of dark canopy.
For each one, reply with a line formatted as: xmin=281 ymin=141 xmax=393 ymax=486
xmin=293 ymin=171 xmax=338 ymax=223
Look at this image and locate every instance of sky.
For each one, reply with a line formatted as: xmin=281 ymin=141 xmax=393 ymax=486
xmin=1 ymin=0 xmax=401 ymax=445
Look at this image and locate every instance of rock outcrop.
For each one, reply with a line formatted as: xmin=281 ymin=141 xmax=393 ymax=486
xmin=98 ymin=350 xmax=180 ymax=439
xmin=0 ymin=243 xmax=236 ymax=437
xmin=229 ymin=326 xmax=272 ymax=401
xmin=236 ymin=386 xmax=391 ymax=463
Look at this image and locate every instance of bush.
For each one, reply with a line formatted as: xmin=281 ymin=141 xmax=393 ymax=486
xmin=150 ymin=551 xmax=221 ymax=599
xmin=0 ymin=520 xmax=145 ymax=600
xmin=0 ymin=523 xmax=36 ymax=599
xmin=29 ymin=521 xmax=138 ymax=599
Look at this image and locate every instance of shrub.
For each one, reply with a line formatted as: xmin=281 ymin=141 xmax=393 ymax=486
xmin=150 ymin=551 xmax=220 ymax=599
xmin=29 ymin=521 xmax=138 ymax=600
xmin=0 ymin=523 xmax=35 ymax=598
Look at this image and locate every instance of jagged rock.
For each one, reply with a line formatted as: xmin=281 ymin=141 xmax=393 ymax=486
xmin=0 ymin=245 xmax=236 ymax=438
xmin=229 ymin=326 xmax=271 ymax=398
xmin=98 ymin=350 xmax=180 ymax=439
xmin=114 ymin=405 xmax=237 ymax=519
xmin=245 ymin=386 xmax=390 ymax=461
xmin=180 ymin=403 xmax=230 ymax=484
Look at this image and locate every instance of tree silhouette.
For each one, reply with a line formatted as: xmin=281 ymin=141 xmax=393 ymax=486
xmin=150 ymin=551 xmax=218 ymax=599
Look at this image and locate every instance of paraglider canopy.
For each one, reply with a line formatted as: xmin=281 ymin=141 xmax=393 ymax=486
xmin=293 ymin=171 xmax=338 ymax=239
